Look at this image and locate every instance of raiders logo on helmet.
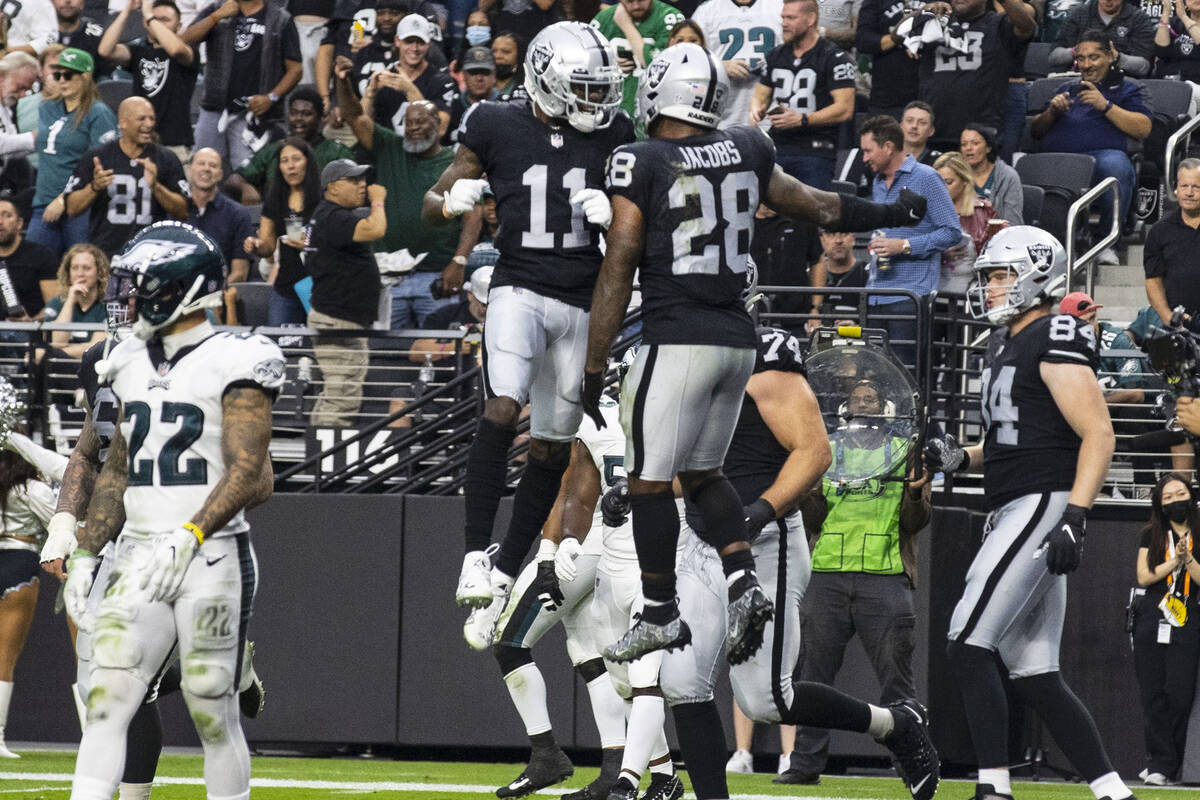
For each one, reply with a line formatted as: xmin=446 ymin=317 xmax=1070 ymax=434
xmin=1026 ymin=243 xmax=1053 ymax=271
xmin=645 ymin=58 xmax=670 ymax=88
xmin=529 ymin=41 xmax=554 ymax=76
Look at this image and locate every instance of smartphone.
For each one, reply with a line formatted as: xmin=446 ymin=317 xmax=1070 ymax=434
xmin=767 ymin=105 xmax=785 ymax=115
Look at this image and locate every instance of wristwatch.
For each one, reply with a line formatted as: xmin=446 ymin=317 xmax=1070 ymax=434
xmin=801 ymin=113 xmax=810 ymax=127
xmin=902 ymin=239 xmax=912 ymax=255
xmin=268 ymin=92 xmax=280 ymax=103
xmin=452 ymin=255 xmax=468 ymax=266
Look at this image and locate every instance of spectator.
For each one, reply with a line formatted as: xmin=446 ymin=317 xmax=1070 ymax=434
xmin=592 ymin=0 xmax=684 ymax=120
xmin=750 ymin=0 xmax=856 ymax=190
xmin=1059 ymin=290 xmax=1148 ymax=405
xmin=478 ymin=185 xmax=499 ymax=243
xmin=0 ymin=53 xmax=39 ymax=198
xmin=788 ymin=379 xmax=930 ymax=785
xmin=916 ymin=0 xmax=1035 ymax=149
xmin=0 ymin=197 xmax=58 ymax=320
xmin=856 ymin=0 xmax=922 ymax=118
xmin=445 ymin=46 xmax=498 ymax=145
xmin=751 ymin=204 xmax=821 ymax=330
xmin=307 ymin=158 xmax=386 ymax=427
xmin=1144 ymin=158 xmax=1200 ymax=324
xmin=53 ymin=0 xmax=112 ymax=78
xmin=229 ymin=85 xmax=355 ymax=204
xmin=338 ymin=61 xmax=475 ymax=329
xmin=187 ymin=147 xmax=254 ymax=284
xmin=1051 ymin=0 xmax=1156 ymax=76
xmin=726 ymin=715 xmax=795 ymax=778
xmin=28 ymin=49 xmax=116 ymax=261
xmin=291 ymin=0 xmax=335 ymax=86
xmin=183 ymin=0 xmax=303 ymax=172
xmin=1155 ymin=0 xmax=1200 ymax=86
xmin=98 ymin=0 xmax=199 ymax=163
xmin=691 ymin=0 xmax=782 ymax=129
xmin=1131 ymin=473 xmax=1200 ymax=786
xmin=244 ymin=137 xmax=321 ymax=325
xmin=1031 ymin=29 xmax=1151 ymax=262
xmin=817 ymin=0 xmax=857 ymax=48
xmin=806 ymin=228 xmax=867 ymax=333
xmin=934 ymin=151 xmax=1000 ymax=296
xmin=63 ymin=96 xmax=189 ymax=258
xmin=463 ymin=8 xmax=494 ymax=50
xmin=667 ymin=18 xmax=706 ymax=45
xmin=15 ymin=46 xmax=64 ymax=175
xmin=901 ymin=101 xmax=941 ymax=166
xmin=42 ymin=243 xmax=108 ymax=357
xmin=368 ymin=14 xmax=458 ymax=137
xmin=485 ymin=0 xmax=562 ymax=46
xmin=409 ymin=262 xmax=493 ymax=360
xmin=858 ymin=114 xmax=960 ymax=369
xmin=3 ymin=0 xmax=58 ymax=58
xmin=346 ymin=0 xmax=405 ymax=101
xmin=491 ymin=31 xmax=527 ymax=100
xmin=959 ymin=123 xmax=1022 ymax=224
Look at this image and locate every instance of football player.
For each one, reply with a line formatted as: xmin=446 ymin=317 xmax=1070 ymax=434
xmin=421 ymin=22 xmax=635 ymax=650
xmin=581 ymin=43 xmax=926 ymax=666
xmin=925 ymin=227 xmax=1135 ymax=800
xmin=63 ymin=221 xmax=283 ymax=800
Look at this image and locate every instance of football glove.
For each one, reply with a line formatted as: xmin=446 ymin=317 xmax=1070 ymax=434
xmin=443 ymin=178 xmax=488 ymax=217
xmin=600 ymin=478 xmax=631 ymax=528
xmin=893 ymin=188 xmax=927 ymax=226
xmin=40 ymin=512 xmax=78 ymax=569
xmin=570 ymin=188 xmax=612 ymax=230
xmin=64 ymin=548 xmax=98 ymax=631
xmin=1041 ymin=503 xmax=1086 ymax=575
xmin=534 ymin=539 xmax=563 ymax=611
xmin=140 ymin=525 xmax=200 ymax=602
xmin=744 ymin=498 xmax=776 ymax=543
xmin=924 ymin=434 xmax=966 ymax=475
xmin=581 ymin=369 xmax=606 ymax=430
xmin=554 ymin=537 xmax=584 ymax=583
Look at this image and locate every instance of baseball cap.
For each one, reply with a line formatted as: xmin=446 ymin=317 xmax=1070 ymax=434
xmin=321 ymin=158 xmax=370 ymax=188
xmin=1060 ymin=291 xmax=1103 ymax=318
xmin=465 ymin=265 xmax=494 ymax=304
xmin=56 ymin=48 xmax=94 ymax=74
xmin=396 ymin=14 xmax=434 ymax=42
xmin=462 ymin=46 xmax=495 ymax=72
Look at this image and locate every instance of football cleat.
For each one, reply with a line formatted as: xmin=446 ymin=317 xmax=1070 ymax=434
xmin=464 ymin=576 xmax=512 ymax=651
xmin=563 ymin=747 xmax=623 ymax=800
xmin=238 ymin=640 xmax=266 ymax=719
xmin=602 ymin=615 xmax=691 ymax=663
xmin=0 ymin=728 xmax=18 ymax=758
xmin=973 ymin=784 xmax=1013 ymax=800
xmin=774 ymin=769 xmax=821 ymax=785
xmin=496 ymin=747 xmax=574 ymax=797
xmin=640 ymin=772 xmax=683 ymax=800
xmin=605 ymin=778 xmax=637 ymax=800
xmin=726 ymin=583 xmax=774 ymax=665
xmin=879 ymin=700 xmax=940 ymax=800
xmin=457 ymin=544 xmax=498 ymax=608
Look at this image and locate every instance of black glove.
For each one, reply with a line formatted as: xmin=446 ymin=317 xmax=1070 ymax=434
xmin=924 ymin=434 xmax=966 ymax=475
xmin=600 ymin=477 xmax=631 ymax=527
xmin=744 ymin=497 xmax=776 ymax=543
xmin=581 ymin=369 xmax=606 ymax=430
xmin=892 ymin=188 xmax=927 ymax=226
xmin=533 ymin=559 xmax=564 ymax=611
xmin=1042 ymin=503 xmax=1086 ymax=576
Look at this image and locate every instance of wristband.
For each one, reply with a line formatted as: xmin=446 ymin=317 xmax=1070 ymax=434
xmin=182 ymin=521 xmax=205 ymax=545
xmin=453 ymin=255 xmax=467 ymax=266
xmin=71 ymin=546 xmax=96 ymax=559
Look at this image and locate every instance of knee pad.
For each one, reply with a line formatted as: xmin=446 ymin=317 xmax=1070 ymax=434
xmin=179 ymin=653 xmax=235 ymax=699
xmin=494 ymin=644 xmax=534 ymax=676
xmin=92 ymin=627 xmax=145 ymax=673
xmin=575 ymin=657 xmax=607 ymax=684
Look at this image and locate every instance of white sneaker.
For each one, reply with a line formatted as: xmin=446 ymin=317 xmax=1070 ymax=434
xmin=1138 ymin=768 xmax=1149 ymax=782
xmin=1097 ymin=247 xmax=1119 ymax=265
xmin=463 ymin=573 xmax=512 ymax=651
xmin=0 ymin=729 xmax=18 ymax=758
xmin=456 ymin=543 xmax=498 ymax=608
xmin=777 ymin=753 xmax=791 ymax=775
xmin=725 ymin=748 xmax=753 ymax=774
xmin=1143 ymin=772 xmax=1170 ymax=785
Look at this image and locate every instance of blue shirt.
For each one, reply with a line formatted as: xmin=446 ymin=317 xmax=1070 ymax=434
xmin=188 ymin=191 xmax=254 ymax=277
xmin=1039 ymin=75 xmax=1150 ymax=154
xmin=868 ymin=154 xmax=961 ymax=304
xmin=34 ymin=99 xmax=117 ymax=207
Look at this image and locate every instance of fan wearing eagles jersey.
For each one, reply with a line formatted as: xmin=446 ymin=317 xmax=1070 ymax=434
xmin=64 ymin=97 xmax=189 ymax=258
xmin=925 ymin=226 xmax=1133 ymax=800
xmin=691 ymin=0 xmax=782 ymax=129
xmin=421 ymin=22 xmax=635 ymax=651
xmin=581 ymin=43 xmax=926 ymax=667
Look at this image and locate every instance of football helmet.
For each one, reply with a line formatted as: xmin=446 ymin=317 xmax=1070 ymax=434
xmin=968 ymin=225 xmax=1067 ymax=325
xmin=111 ymin=221 xmax=227 ymax=339
xmin=524 ymin=21 xmax=623 ymax=133
xmin=637 ymin=43 xmax=729 ymax=131
xmin=741 ymin=255 xmax=762 ymax=312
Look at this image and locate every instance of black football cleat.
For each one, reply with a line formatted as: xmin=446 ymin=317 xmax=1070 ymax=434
xmin=879 ymin=700 xmax=940 ymax=800
xmin=726 ymin=583 xmax=774 ymax=665
xmin=773 ymin=769 xmax=820 ymax=785
xmin=605 ymin=778 xmax=637 ymax=800
xmin=974 ymin=784 xmax=1014 ymax=800
xmin=603 ymin=616 xmax=691 ymax=663
xmin=238 ymin=641 xmax=265 ymax=719
xmin=496 ymin=748 xmax=574 ymax=798
xmin=563 ymin=747 xmax=623 ymax=800
xmin=640 ymin=773 xmax=683 ymax=800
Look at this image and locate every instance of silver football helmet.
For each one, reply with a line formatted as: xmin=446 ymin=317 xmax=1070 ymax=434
xmin=968 ymin=225 xmax=1067 ymax=325
xmin=637 ymin=43 xmax=729 ymax=131
xmin=524 ymin=21 xmax=623 ymax=133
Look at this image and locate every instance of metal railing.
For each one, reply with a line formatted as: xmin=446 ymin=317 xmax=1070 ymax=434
xmin=1064 ymin=176 xmax=1120 ymax=297
xmin=1165 ymin=112 xmax=1200 ymax=203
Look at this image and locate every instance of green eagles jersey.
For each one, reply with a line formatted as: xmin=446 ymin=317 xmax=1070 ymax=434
xmin=812 ymin=435 xmax=907 ymax=574
xmin=591 ymin=1 xmax=686 ymax=119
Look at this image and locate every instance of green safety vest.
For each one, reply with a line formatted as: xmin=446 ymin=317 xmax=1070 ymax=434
xmin=811 ymin=436 xmax=906 ymax=574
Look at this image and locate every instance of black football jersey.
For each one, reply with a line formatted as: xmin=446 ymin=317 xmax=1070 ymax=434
xmin=980 ymin=313 xmax=1100 ymax=510
xmin=351 ymin=40 xmax=397 ymax=99
xmin=726 ymin=326 xmax=807 ymax=503
xmin=64 ymin=141 xmax=189 ymax=257
xmin=606 ymin=124 xmax=775 ymax=347
xmin=459 ymin=101 xmax=635 ymax=309
xmin=375 ymin=65 xmax=459 ymax=133
xmin=79 ymin=339 xmax=120 ymax=463
xmin=759 ymin=37 xmax=856 ymax=152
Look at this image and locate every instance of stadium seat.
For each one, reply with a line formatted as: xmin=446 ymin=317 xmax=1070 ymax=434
xmin=97 ymin=79 xmax=134 ymax=111
xmin=1015 ymin=153 xmax=1095 ymax=243
xmin=1023 ymin=42 xmax=1055 ymax=80
xmin=1027 ymin=76 xmax=1068 ymax=114
xmin=231 ymin=281 xmax=273 ymax=327
xmin=1140 ymin=79 xmax=1192 ymax=127
xmin=831 ymin=179 xmax=856 ymax=196
xmin=1022 ymin=184 xmax=1045 ymax=228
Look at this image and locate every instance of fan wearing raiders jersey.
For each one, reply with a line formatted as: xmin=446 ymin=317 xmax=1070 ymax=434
xmin=925 ymin=227 xmax=1134 ymax=800
xmin=581 ymin=43 xmax=926 ymax=669
xmin=421 ymin=22 xmax=636 ymax=652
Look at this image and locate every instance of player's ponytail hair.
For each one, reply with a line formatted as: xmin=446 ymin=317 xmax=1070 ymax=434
xmin=0 ymin=449 xmax=39 ymax=535
xmin=1143 ymin=472 xmax=1200 ymax=569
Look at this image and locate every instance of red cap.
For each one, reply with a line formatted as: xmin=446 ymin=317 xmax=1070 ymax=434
xmin=1060 ymin=291 xmax=1103 ymax=318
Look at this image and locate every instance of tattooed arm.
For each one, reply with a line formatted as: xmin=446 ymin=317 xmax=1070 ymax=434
xmin=77 ymin=424 xmax=129 ymax=554
xmin=41 ymin=409 xmax=103 ymax=579
xmin=190 ymin=386 xmax=274 ymax=535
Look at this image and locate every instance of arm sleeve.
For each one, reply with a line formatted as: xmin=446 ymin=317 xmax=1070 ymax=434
xmin=993 ymin=165 xmax=1024 ymax=225
xmin=223 ymin=333 xmax=287 ymax=399
xmin=159 ymin=151 xmax=188 ymax=198
xmin=237 ymin=144 xmax=274 ymax=187
xmin=89 ymin=107 xmax=119 ymax=148
xmin=1125 ymin=12 xmax=1158 ymax=60
xmin=1118 ymin=53 xmax=1151 ymax=76
xmin=281 ymin=20 xmax=303 ymax=63
xmin=828 ymin=48 xmax=857 ymax=89
xmin=22 ymin=480 xmax=60 ymax=530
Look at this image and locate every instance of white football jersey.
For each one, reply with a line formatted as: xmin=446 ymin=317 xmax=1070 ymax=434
xmin=106 ymin=330 xmax=285 ymax=538
xmin=692 ymin=0 xmax=784 ymax=129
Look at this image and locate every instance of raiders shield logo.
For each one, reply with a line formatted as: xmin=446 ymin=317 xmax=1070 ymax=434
xmin=1184 ymin=37 xmax=1196 ymax=55
xmin=1026 ymin=243 xmax=1053 ymax=271
xmin=529 ymin=41 xmax=553 ymax=76
xmin=645 ymin=57 xmax=670 ymax=88
xmin=1136 ymin=186 xmax=1159 ymax=220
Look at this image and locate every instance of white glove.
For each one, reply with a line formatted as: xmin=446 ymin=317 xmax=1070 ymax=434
xmin=64 ymin=549 xmax=97 ymax=631
xmin=443 ymin=178 xmax=488 ymax=217
xmin=571 ymin=188 xmax=612 ymax=230
xmin=554 ymin=537 xmax=585 ymax=583
xmin=40 ymin=512 xmax=78 ymax=566
xmin=140 ymin=526 xmax=200 ymax=602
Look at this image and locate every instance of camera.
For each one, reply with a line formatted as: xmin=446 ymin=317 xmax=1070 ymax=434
xmin=1144 ymin=307 xmax=1200 ymax=400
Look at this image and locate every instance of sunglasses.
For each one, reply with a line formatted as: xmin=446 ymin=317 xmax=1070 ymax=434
xmin=51 ymin=70 xmax=80 ymax=81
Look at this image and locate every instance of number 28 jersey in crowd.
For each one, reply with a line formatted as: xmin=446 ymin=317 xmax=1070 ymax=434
xmin=104 ymin=331 xmax=285 ymax=538
xmin=980 ymin=313 xmax=1099 ymax=510
xmin=606 ymin=124 xmax=776 ymax=348
xmin=457 ymin=100 xmax=635 ymax=310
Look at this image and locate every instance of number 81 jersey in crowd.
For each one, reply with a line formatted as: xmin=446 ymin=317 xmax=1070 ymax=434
xmin=103 ymin=331 xmax=285 ymax=537
xmin=980 ymin=313 xmax=1099 ymax=510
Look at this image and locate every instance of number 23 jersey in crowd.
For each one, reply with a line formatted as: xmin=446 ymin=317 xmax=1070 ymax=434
xmin=980 ymin=313 xmax=1099 ymax=510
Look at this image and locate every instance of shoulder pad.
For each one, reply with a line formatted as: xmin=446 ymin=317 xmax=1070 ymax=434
xmin=1039 ymin=314 xmax=1100 ymax=369
xmin=754 ymin=326 xmax=805 ymax=375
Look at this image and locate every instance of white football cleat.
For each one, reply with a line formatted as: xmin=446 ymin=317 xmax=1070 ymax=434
xmin=456 ymin=543 xmax=498 ymax=608
xmin=0 ymin=728 xmax=18 ymax=758
xmin=463 ymin=574 xmax=512 ymax=651
xmin=725 ymin=748 xmax=752 ymax=774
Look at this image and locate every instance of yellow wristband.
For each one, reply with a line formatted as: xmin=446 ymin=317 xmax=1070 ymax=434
xmin=182 ymin=522 xmax=205 ymax=545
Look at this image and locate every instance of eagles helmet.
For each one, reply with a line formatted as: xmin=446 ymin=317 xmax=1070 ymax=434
xmin=111 ymin=221 xmax=227 ymax=339
xmin=968 ymin=225 xmax=1067 ymax=325
xmin=524 ymin=21 xmax=623 ymax=133
xmin=637 ymin=43 xmax=729 ymax=131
